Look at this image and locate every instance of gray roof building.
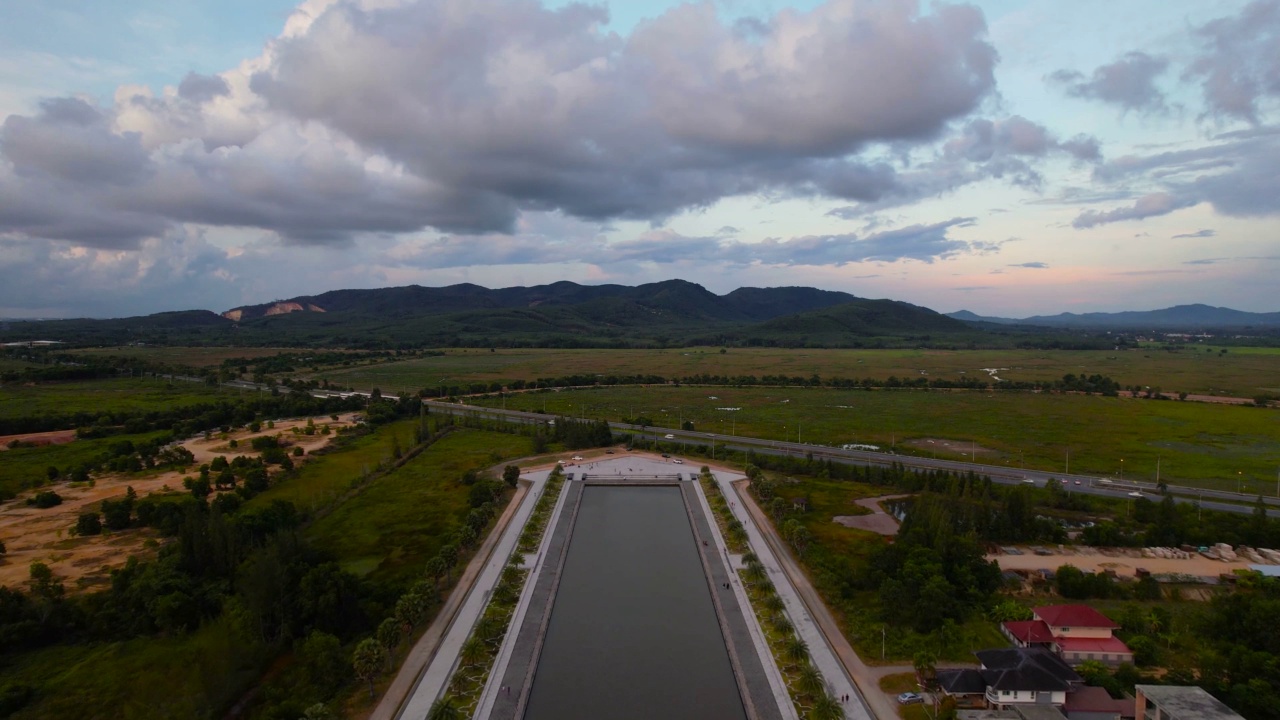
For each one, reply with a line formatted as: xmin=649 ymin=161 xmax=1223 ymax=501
xmin=1134 ymin=685 xmax=1243 ymax=720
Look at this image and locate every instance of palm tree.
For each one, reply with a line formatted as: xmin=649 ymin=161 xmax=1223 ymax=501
xmin=772 ymin=614 xmax=794 ymax=636
xmin=352 ymin=638 xmax=387 ymax=699
xmin=784 ymin=635 xmax=809 ymax=668
xmin=460 ymin=636 xmax=487 ymax=668
xmin=744 ymin=562 xmax=768 ymax=585
xmin=426 ymin=697 xmax=461 ymax=720
xmin=809 ymin=692 xmax=844 ymax=720
xmin=797 ymin=664 xmax=826 ymax=700
xmin=764 ymin=593 xmax=786 ymax=614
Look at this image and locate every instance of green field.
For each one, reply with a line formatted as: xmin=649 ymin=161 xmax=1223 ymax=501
xmin=65 ymin=346 xmax=328 ymax=368
xmin=248 ymin=419 xmax=419 ymax=515
xmin=5 ymin=615 xmax=266 ymax=720
xmin=0 ymin=377 xmax=224 ymax=421
xmin=306 ymin=429 xmax=532 ymax=587
xmin=291 ymin=346 xmax=1279 ymax=398
xmin=475 ymin=386 xmax=1280 ymax=490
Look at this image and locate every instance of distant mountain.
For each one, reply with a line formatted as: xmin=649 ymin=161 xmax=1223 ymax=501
xmin=948 ymin=304 xmax=1280 ymax=329
xmin=10 ymin=281 xmax=955 ymax=348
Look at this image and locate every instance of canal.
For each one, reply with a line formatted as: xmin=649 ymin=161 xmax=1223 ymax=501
xmin=523 ymin=485 xmax=747 ymax=720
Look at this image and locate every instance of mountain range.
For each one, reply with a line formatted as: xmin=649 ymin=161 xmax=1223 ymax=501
xmin=2 ymin=282 xmax=1275 ymax=349
xmin=947 ymin=304 xmax=1280 ymax=329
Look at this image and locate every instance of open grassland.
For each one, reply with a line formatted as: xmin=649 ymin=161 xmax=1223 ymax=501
xmin=0 ymin=358 xmax=41 ymax=372
xmin=65 ymin=346 xmax=326 ymax=368
xmin=291 ymin=346 xmax=1278 ymax=398
xmin=0 ymin=376 xmax=223 ymax=421
xmin=482 ymin=386 xmax=1280 ymax=490
xmin=306 ymin=429 xmax=532 ymax=587
xmin=247 ymin=419 xmax=419 ymax=515
xmin=3 ymin=615 xmax=266 ymax=720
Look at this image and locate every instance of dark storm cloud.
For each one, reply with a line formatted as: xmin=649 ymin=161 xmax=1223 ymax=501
xmin=1186 ymin=0 xmax=1280 ymax=123
xmin=0 ymin=0 xmax=1003 ymax=248
xmin=1050 ymin=52 xmax=1169 ymax=112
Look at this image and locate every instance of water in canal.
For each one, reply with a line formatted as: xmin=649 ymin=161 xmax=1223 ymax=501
xmin=523 ymin=485 xmax=746 ymax=720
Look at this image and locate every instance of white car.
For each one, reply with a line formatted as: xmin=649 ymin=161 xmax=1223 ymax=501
xmin=1128 ymin=491 xmax=1144 ymax=498
xmin=664 ymin=434 xmax=675 ymax=439
xmin=571 ymin=455 xmax=583 ymax=461
xmin=672 ymin=459 xmax=683 ymax=464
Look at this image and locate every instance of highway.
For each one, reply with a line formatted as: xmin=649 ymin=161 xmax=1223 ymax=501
xmin=424 ymin=400 xmax=1279 ymax=518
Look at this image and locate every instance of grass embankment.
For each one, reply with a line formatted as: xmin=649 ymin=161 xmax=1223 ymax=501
xmin=306 ymin=430 xmax=533 ymax=588
xmin=699 ymin=468 xmax=748 ymax=553
xmin=0 ymin=377 xmax=222 ymax=421
xmin=66 ymin=346 xmax=322 ymax=368
xmin=435 ymin=468 xmax=566 ymax=717
xmin=479 ymin=385 xmax=1280 ymax=490
xmin=294 ymin=346 xmax=1279 ymax=398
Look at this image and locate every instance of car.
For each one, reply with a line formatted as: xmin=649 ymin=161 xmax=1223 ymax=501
xmin=664 ymin=434 xmax=675 ymax=439
xmin=673 ymin=459 xmax=683 ymax=464
xmin=661 ymin=453 xmax=670 ymax=458
xmin=556 ymin=460 xmax=565 ymax=464
xmin=1128 ymin=491 xmax=1144 ymax=498
xmin=572 ymin=455 xmax=583 ymax=461
xmin=1074 ymin=480 xmax=1082 ymax=485
xmin=1022 ymin=478 xmax=1035 ymax=484
xmin=897 ymin=692 xmax=923 ymax=705
xmin=605 ymin=449 xmax=615 ymax=454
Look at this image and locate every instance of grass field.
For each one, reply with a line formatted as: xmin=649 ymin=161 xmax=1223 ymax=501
xmin=4 ymin=614 xmax=267 ymax=720
xmin=287 ymin=346 xmax=1279 ymax=398
xmin=65 ymin=346 xmax=329 ymax=368
xmin=247 ymin=419 xmax=419 ymax=515
xmin=0 ymin=376 xmax=224 ymax=421
xmin=479 ymin=386 xmax=1280 ymax=490
xmin=306 ymin=429 xmax=532 ymax=588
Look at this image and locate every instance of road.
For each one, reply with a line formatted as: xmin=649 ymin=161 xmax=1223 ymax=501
xmin=424 ymin=400 xmax=1279 ymax=518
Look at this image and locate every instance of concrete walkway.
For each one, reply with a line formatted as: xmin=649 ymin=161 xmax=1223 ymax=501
xmin=370 ymin=479 xmax=531 ymax=720
xmin=378 ymin=467 xmax=554 ymax=720
xmin=713 ymin=472 xmax=878 ymax=720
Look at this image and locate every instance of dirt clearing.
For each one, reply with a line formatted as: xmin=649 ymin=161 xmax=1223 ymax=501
xmin=0 ymin=413 xmax=360 ymax=591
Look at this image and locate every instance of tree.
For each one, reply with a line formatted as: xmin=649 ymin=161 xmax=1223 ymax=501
xmin=784 ymin=635 xmax=809 ymax=668
xmin=299 ymin=703 xmax=334 ymax=720
xmin=425 ymin=556 xmax=447 ymax=590
xmin=75 ymin=512 xmax=102 ymax=536
xmin=797 ymin=664 xmax=826 ymax=699
xmin=809 ymin=693 xmax=843 ymax=720
xmin=426 ymin=697 xmax=461 ymax=720
xmin=460 ymin=636 xmax=486 ymax=667
xmin=377 ymin=617 xmax=402 ymax=657
xmin=352 ymin=638 xmax=387 ymax=699
xmin=395 ymin=592 xmax=428 ymax=630
xmin=502 ymin=465 xmax=520 ymax=488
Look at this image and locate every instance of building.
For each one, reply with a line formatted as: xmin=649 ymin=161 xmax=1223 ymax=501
xmin=1002 ymin=605 xmax=1133 ymax=666
xmin=1134 ymin=685 xmax=1244 ymax=720
xmin=937 ymin=647 xmax=1082 ymax=711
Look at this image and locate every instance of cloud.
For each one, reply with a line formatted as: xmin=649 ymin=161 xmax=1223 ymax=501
xmin=1172 ymin=229 xmax=1216 ymax=239
xmin=1050 ymin=52 xmax=1168 ymax=112
xmin=1184 ymin=258 xmax=1227 ymax=265
xmin=0 ymin=0 xmax=1004 ymax=248
xmin=1072 ymin=192 xmax=1196 ymax=228
xmin=1009 ymin=261 xmax=1048 ymax=268
xmin=1185 ymin=0 xmax=1280 ymax=123
xmin=387 ymin=215 xmax=983 ymax=270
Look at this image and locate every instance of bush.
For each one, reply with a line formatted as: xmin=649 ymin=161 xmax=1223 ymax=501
xmin=27 ymin=491 xmax=62 ymax=509
xmin=76 ymin=512 xmax=103 ymax=536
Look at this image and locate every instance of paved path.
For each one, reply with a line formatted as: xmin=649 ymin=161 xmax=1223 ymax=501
xmin=718 ymin=474 xmax=880 ymax=720
xmin=377 ymin=474 xmax=545 ymax=720
xmin=370 ymin=480 xmax=531 ymax=720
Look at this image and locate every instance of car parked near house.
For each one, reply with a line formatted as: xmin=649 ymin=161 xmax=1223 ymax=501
xmin=897 ymin=692 xmax=923 ymax=705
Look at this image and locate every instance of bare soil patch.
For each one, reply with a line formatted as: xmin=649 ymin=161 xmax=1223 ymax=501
xmin=0 ymin=429 xmax=77 ymax=451
xmin=0 ymin=413 xmax=360 ymax=591
xmin=903 ymin=437 xmax=996 ymax=456
xmin=833 ymin=493 xmax=911 ymax=535
xmin=989 ymin=546 xmax=1258 ymax=579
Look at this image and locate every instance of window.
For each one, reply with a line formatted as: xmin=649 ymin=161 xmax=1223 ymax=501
xmin=1002 ymin=690 xmax=1010 ymax=697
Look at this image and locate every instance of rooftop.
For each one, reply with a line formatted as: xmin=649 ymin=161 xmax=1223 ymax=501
xmin=1136 ymin=685 xmax=1244 ymax=720
xmin=1034 ymin=604 xmax=1119 ymax=630
xmin=975 ymin=647 xmax=1081 ymax=692
xmin=1064 ymin=685 xmax=1130 ymax=715
xmin=1056 ymin=635 xmax=1132 ymax=654
xmin=1004 ymin=620 xmax=1055 ymax=644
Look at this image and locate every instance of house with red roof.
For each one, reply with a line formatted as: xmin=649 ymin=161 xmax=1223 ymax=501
xmin=1001 ymin=605 xmax=1133 ymax=667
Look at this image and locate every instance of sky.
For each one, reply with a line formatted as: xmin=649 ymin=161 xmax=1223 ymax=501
xmin=0 ymin=0 xmax=1278 ymax=319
